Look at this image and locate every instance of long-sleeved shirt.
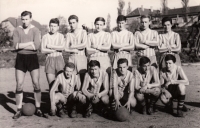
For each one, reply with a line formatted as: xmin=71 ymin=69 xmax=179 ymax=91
xmin=41 ymin=32 xmax=65 ymax=57
xmin=87 ymin=31 xmax=111 ymax=57
xmin=13 ymin=24 xmax=41 ymax=54
xmin=135 ymin=29 xmax=159 ymax=57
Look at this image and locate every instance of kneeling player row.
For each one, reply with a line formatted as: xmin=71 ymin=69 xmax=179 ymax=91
xmin=50 ymin=54 xmax=189 ymax=118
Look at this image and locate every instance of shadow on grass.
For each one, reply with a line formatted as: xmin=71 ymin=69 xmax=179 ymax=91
xmin=185 ymin=102 xmax=200 ymax=108
xmin=4 ymin=91 xmax=50 ymax=114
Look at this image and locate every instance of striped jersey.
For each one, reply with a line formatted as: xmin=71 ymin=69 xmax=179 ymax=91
xmin=111 ymin=29 xmax=136 ymax=54
xmin=41 ymin=32 xmax=65 ymax=57
xmin=160 ymin=65 xmax=188 ymax=84
xmin=57 ymin=72 xmax=81 ymax=98
xmin=135 ymin=29 xmax=159 ymax=57
xmin=66 ymin=29 xmax=87 ymax=55
xmin=113 ymin=69 xmax=134 ymax=92
xmin=87 ymin=31 xmax=111 ymax=57
xmin=159 ymin=31 xmax=181 ymax=52
xmin=134 ymin=66 xmax=159 ymax=90
xmin=82 ymin=70 xmax=109 ymax=95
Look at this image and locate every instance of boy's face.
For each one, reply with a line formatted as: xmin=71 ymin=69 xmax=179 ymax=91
xmin=117 ymin=20 xmax=126 ymax=30
xmin=49 ymin=23 xmax=59 ymax=34
xmin=95 ymin=21 xmax=104 ymax=32
xmin=64 ymin=67 xmax=74 ymax=78
xmin=141 ymin=18 xmax=150 ymax=30
xmin=21 ymin=15 xmax=32 ymax=28
xmin=69 ymin=19 xmax=78 ymax=30
xmin=118 ymin=62 xmax=128 ymax=75
xmin=166 ymin=60 xmax=175 ymax=70
xmin=141 ymin=62 xmax=150 ymax=73
xmin=89 ymin=66 xmax=100 ymax=77
xmin=163 ymin=21 xmax=172 ymax=32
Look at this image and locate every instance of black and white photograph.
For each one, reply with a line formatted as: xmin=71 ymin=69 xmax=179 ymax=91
xmin=0 ymin=0 xmax=200 ymax=127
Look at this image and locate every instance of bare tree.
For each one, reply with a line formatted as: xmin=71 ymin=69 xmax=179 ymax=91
xmin=161 ymin=0 xmax=168 ymax=15
xmin=105 ymin=13 xmax=111 ymax=32
xmin=117 ymin=0 xmax=125 ymax=15
xmin=182 ymin=0 xmax=189 ymax=22
xmin=127 ymin=2 xmax=132 ymax=15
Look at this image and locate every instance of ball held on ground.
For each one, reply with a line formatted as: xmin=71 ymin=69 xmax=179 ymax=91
xmin=22 ymin=103 xmax=36 ymax=116
xmin=114 ymin=106 xmax=130 ymax=122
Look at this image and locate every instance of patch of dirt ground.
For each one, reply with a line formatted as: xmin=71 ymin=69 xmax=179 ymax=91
xmin=0 ymin=65 xmax=200 ymax=128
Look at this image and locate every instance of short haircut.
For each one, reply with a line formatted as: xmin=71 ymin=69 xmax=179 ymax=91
xmin=21 ymin=11 xmax=32 ymax=18
xmin=94 ymin=17 xmax=105 ymax=25
xmin=139 ymin=56 xmax=151 ymax=66
xmin=88 ymin=60 xmax=100 ymax=68
xmin=117 ymin=15 xmax=126 ymax=22
xmin=64 ymin=62 xmax=75 ymax=70
xmin=140 ymin=15 xmax=151 ymax=21
xmin=68 ymin=15 xmax=79 ymax=22
xmin=165 ymin=54 xmax=176 ymax=63
xmin=117 ymin=58 xmax=128 ymax=66
xmin=49 ymin=18 xmax=59 ymax=26
xmin=162 ymin=17 xmax=172 ymax=25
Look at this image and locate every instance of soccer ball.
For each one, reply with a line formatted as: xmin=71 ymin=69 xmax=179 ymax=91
xmin=22 ymin=103 xmax=36 ymax=116
xmin=114 ymin=106 xmax=130 ymax=122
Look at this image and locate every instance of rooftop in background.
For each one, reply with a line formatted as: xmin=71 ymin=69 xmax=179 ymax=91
xmin=127 ymin=5 xmax=200 ymax=18
xmin=126 ymin=5 xmax=161 ymax=18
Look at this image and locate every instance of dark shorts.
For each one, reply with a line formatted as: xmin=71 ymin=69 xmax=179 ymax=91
xmin=15 ymin=53 xmax=39 ymax=73
xmin=168 ymin=84 xmax=179 ymax=99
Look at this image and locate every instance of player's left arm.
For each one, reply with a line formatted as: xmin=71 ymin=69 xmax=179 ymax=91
xmin=147 ymin=67 xmax=160 ymax=88
xmin=98 ymin=73 xmax=109 ymax=98
xmin=47 ymin=35 xmax=65 ymax=51
xmin=128 ymin=77 xmax=135 ymax=101
xmin=33 ymin=28 xmax=41 ymax=50
xmin=171 ymin=33 xmax=181 ymax=52
xmin=70 ymin=30 xmax=87 ymax=49
xmin=97 ymin=33 xmax=112 ymax=51
xmin=144 ymin=31 xmax=159 ymax=47
xmin=75 ymin=74 xmax=81 ymax=91
xmin=119 ymin=33 xmax=135 ymax=51
xmin=171 ymin=67 xmax=189 ymax=85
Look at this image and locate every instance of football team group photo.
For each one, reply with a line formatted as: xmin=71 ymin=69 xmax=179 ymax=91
xmin=0 ymin=0 xmax=200 ymax=128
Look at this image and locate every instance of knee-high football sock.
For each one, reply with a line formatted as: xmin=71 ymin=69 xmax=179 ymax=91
xmin=16 ymin=91 xmax=23 ymax=109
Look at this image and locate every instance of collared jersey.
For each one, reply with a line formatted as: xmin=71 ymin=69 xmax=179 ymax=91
xmin=13 ymin=24 xmax=41 ymax=54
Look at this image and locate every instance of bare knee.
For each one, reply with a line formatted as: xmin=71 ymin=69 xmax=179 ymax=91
xmin=130 ymin=97 xmax=137 ymax=107
xmin=136 ymin=93 xmax=144 ymax=102
xmin=55 ymin=93 xmax=66 ymax=104
xmin=101 ymin=95 xmax=109 ymax=105
xmin=152 ymin=87 xmax=161 ymax=97
xmin=178 ymin=84 xmax=186 ymax=95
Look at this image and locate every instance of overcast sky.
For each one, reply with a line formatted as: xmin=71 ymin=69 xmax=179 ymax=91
xmin=0 ymin=0 xmax=199 ymax=28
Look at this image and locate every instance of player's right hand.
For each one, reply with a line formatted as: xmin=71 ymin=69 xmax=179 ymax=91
xmin=115 ymin=100 xmax=122 ymax=110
